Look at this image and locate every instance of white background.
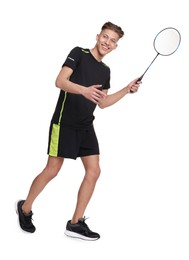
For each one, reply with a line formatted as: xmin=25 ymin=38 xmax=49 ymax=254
xmin=0 ymin=0 xmax=188 ymax=259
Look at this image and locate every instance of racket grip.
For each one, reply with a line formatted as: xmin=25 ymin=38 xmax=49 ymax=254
xmin=136 ymin=75 xmax=143 ymax=82
xmin=130 ymin=75 xmax=143 ymax=93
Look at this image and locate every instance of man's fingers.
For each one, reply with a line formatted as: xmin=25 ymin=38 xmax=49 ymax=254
xmin=93 ymin=91 xmax=106 ymax=99
xmin=94 ymin=84 xmax=103 ymax=89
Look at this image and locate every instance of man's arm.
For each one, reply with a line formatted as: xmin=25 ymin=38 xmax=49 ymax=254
xmin=55 ymin=66 xmax=106 ymax=104
xmin=98 ymin=78 xmax=141 ymax=109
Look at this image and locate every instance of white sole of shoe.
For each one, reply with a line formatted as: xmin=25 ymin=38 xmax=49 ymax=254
xmin=64 ymin=230 xmax=99 ymax=241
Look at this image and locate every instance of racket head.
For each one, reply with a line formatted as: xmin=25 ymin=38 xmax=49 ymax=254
xmin=153 ymin=27 xmax=181 ymax=56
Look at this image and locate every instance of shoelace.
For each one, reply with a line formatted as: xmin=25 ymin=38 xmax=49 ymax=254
xmin=78 ymin=217 xmax=90 ymax=230
xmin=24 ymin=212 xmax=34 ymax=225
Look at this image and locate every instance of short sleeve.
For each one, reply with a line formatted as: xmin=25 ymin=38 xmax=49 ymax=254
xmin=62 ymin=47 xmax=81 ymax=70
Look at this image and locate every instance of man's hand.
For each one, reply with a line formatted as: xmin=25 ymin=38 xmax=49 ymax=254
xmin=127 ymin=78 xmax=142 ymax=93
xmin=82 ymin=85 xmax=107 ymax=104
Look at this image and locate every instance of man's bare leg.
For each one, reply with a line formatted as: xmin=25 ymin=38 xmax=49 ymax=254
xmin=22 ymin=156 xmax=64 ymax=214
xmin=71 ymin=155 xmax=101 ymax=224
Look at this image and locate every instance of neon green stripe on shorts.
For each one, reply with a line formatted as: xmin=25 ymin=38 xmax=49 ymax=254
xmin=49 ymin=123 xmax=60 ymax=157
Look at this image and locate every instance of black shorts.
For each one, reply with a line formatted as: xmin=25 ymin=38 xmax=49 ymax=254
xmin=47 ymin=123 xmax=99 ymax=159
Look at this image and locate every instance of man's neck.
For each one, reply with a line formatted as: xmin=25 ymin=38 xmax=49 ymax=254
xmin=90 ymin=47 xmax=104 ymax=62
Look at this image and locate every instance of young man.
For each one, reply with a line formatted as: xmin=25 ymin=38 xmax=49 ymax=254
xmin=16 ymin=21 xmax=141 ymax=241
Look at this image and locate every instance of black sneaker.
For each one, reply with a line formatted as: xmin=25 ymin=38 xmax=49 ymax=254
xmin=64 ymin=217 xmax=100 ymax=241
xmin=16 ymin=200 xmax=36 ymax=233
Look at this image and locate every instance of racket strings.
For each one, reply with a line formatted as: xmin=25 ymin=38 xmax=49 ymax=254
xmin=154 ymin=28 xmax=181 ymax=56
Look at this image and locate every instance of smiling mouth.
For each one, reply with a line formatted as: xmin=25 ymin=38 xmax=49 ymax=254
xmin=101 ymin=45 xmax=109 ymax=51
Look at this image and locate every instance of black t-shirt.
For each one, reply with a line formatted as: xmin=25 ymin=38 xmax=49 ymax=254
xmin=51 ymin=47 xmax=111 ymax=128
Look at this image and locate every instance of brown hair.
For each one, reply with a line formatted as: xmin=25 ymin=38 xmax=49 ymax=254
xmin=101 ymin=21 xmax=124 ymax=39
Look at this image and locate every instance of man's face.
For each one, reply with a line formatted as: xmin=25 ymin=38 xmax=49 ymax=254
xmin=96 ymin=29 xmax=119 ymax=57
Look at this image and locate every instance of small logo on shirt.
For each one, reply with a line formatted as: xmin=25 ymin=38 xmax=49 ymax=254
xmin=68 ymin=56 xmax=75 ymax=61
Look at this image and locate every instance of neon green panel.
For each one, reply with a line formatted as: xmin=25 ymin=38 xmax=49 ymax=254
xmin=49 ymin=124 xmax=60 ymax=156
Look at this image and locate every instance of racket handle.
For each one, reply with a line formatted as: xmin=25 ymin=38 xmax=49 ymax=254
xmin=130 ymin=75 xmax=143 ymax=93
xmin=137 ymin=75 xmax=143 ymax=82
